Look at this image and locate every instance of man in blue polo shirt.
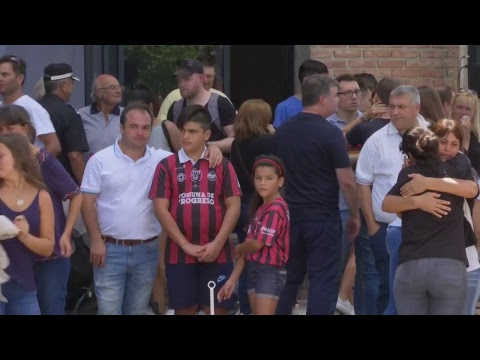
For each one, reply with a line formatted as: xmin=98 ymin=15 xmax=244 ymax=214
xmin=273 ymin=74 xmax=360 ymax=315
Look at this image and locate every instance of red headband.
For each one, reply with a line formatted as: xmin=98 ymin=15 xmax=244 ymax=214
xmin=253 ymin=158 xmax=282 ymax=176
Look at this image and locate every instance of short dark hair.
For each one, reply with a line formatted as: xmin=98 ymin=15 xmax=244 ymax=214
xmin=298 ymin=59 xmax=328 ymax=84
xmin=177 ymin=104 xmax=211 ymax=131
xmin=0 ymin=55 xmax=27 ymax=86
xmin=376 ymin=77 xmax=402 ymax=105
xmin=119 ymin=102 xmax=154 ymax=126
xmin=335 ymin=73 xmax=358 ymax=84
xmin=354 ymin=73 xmax=377 ymax=92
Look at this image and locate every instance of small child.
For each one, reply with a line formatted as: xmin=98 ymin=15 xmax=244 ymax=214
xmin=218 ymin=155 xmax=290 ymax=315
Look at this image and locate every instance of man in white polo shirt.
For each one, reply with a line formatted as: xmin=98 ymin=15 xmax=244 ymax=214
xmin=80 ymin=102 xmax=224 ymax=315
xmin=80 ymin=102 xmax=171 ymax=315
xmin=355 ymin=85 xmax=429 ymax=315
xmin=0 ymin=55 xmax=61 ymax=156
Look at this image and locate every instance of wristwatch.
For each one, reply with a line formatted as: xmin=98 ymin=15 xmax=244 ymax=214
xmin=360 ymin=115 xmax=370 ymax=122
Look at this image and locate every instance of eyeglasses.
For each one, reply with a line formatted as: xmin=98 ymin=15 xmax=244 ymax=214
xmin=97 ymin=85 xmax=124 ymax=91
xmin=338 ymin=90 xmax=362 ymax=98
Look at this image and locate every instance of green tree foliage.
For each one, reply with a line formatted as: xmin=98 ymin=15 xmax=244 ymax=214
xmin=124 ymin=45 xmax=215 ymax=98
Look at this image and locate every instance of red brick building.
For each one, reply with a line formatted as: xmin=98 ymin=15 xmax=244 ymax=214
xmin=309 ymin=45 xmax=466 ymax=88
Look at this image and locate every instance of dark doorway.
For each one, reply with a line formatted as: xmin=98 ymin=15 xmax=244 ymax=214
xmin=227 ymin=45 xmax=294 ymax=118
xmin=468 ymin=45 xmax=480 ymax=93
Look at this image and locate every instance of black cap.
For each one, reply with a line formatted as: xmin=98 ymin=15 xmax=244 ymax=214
xmin=43 ymin=63 xmax=80 ymax=81
xmin=172 ymin=59 xmax=204 ymax=78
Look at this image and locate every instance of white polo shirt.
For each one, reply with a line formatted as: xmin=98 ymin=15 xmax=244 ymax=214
xmin=80 ymin=138 xmax=172 ymax=240
xmin=356 ymin=115 xmax=429 ymax=226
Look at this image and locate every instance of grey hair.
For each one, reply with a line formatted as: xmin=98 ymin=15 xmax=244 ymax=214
xmin=390 ymin=85 xmax=421 ymax=105
xmin=302 ymin=74 xmax=339 ymax=107
xmin=32 ymin=76 xmax=45 ymax=101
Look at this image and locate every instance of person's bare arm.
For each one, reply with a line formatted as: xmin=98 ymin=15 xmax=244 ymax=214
xmin=382 ymin=192 xmax=451 ymax=218
xmin=400 ymin=174 xmax=478 ymax=199
xmin=67 ymin=151 xmax=86 ymax=184
xmin=207 ymin=125 xmax=235 ymax=153
xmin=38 ymin=133 xmax=61 ymax=157
xmin=16 ymin=189 xmax=55 ymax=257
xmin=165 ymin=120 xmax=182 ymax=152
xmin=60 ymin=192 xmax=83 ymax=257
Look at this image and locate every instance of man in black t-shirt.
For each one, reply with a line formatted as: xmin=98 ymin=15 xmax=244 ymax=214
xmin=39 ymin=63 xmax=89 ymax=185
xmin=167 ymin=59 xmax=236 ymax=156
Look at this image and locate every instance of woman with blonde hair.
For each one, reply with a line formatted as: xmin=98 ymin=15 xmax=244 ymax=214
xmin=230 ymin=99 xmax=275 ymax=314
xmin=0 ymin=133 xmax=55 ymax=315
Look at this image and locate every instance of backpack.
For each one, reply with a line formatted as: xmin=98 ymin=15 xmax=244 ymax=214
xmin=161 ymin=120 xmax=175 ymax=153
xmin=172 ymin=93 xmax=227 ymax=137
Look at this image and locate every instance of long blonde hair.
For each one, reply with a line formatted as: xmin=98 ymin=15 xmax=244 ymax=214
xmin=452 ymin=90 xmax=480 ymax=140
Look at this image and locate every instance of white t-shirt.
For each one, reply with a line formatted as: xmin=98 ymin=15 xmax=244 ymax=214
xmin=11 ymin=95 xmax=56 ymax=148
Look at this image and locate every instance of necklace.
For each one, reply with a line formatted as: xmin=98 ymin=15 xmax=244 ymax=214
xmin=15 ymin=182 xmax=24 ymax=206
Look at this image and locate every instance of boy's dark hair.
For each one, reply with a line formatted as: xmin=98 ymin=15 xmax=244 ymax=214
xmin=120 ymin=102 xmax=154 ymax=126
xmin=177 ymin=104 xmax=211 ymax=131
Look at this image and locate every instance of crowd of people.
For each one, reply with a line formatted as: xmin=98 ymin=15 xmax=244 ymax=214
xmin=0 ymin=52 xmax=478 ymax=315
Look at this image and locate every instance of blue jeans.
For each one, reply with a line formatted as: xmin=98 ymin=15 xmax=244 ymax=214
xmin=465 ymin=268 xmax=480 ymax=315
xmin=233 ymin=201 xmax=252 ymax=314
xmin=94 ymin=238 xmax=159 ymax=315
xmin=276 ymin=220 xmax=342 ymax=315
xmin=368 ymin=222 xmax=390 ymax=314
xmin=34 ymin=257 xmax=71 ymax=315
xmin=383 ymin=225 xmax=402 ymax=315
xmin=0 ymin=279 xmax=41 ymax=315
xmin=353 ymin=216 xmax=379 ymax=315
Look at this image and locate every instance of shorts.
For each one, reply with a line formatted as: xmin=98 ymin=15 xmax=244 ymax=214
xmin=165 ymin=262 xmax=235 ymax=310
xmin=246 ymin=261 xmax=286 ymax=300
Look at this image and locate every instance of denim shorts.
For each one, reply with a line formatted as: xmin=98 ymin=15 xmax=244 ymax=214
xmin=246 ymin=261 xmax=286 ymax=300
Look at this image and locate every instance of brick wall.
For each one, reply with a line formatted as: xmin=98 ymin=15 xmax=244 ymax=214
xmin=310 ymin=45 xmax=459 ymax=88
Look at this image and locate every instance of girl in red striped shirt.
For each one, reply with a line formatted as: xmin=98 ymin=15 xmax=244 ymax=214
xmin=218 ymin=155 xmax=290 ymax=315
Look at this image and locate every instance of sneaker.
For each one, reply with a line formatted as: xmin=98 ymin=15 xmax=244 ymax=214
xmin=336 ymin=298 xmax=355 ymax=315
xmin=164 ymin=309 xmax=175 ymax=315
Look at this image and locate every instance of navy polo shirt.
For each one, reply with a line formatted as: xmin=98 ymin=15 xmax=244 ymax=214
xmin=272 ymin=112 xmax=351 ymax=222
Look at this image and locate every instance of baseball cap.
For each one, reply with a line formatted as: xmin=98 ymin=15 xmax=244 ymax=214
xmin=43 ymin=63 xmax=80 ymax=81
xmin=172 ymin=59 xmax=204 ymax=78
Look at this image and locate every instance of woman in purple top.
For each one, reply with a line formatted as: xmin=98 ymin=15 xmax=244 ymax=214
xmin=0 ymin=133 xmax=55 ymax=315
xmin=0 ymin=105 xmax=83 ymax=315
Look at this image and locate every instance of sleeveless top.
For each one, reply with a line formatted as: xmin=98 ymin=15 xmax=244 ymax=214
xmin=0 ymin=191 xmax=41 ymax=291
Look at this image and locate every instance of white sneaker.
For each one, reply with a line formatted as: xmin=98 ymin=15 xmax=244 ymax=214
xmin=164 ymin=309 xmax=175 ymax=315
xmin=336 ymin=298 xmax=355 ymax=315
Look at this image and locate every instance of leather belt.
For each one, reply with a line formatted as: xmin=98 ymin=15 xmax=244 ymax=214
xmin=102 ymin=235 xmax=157 ymax=246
